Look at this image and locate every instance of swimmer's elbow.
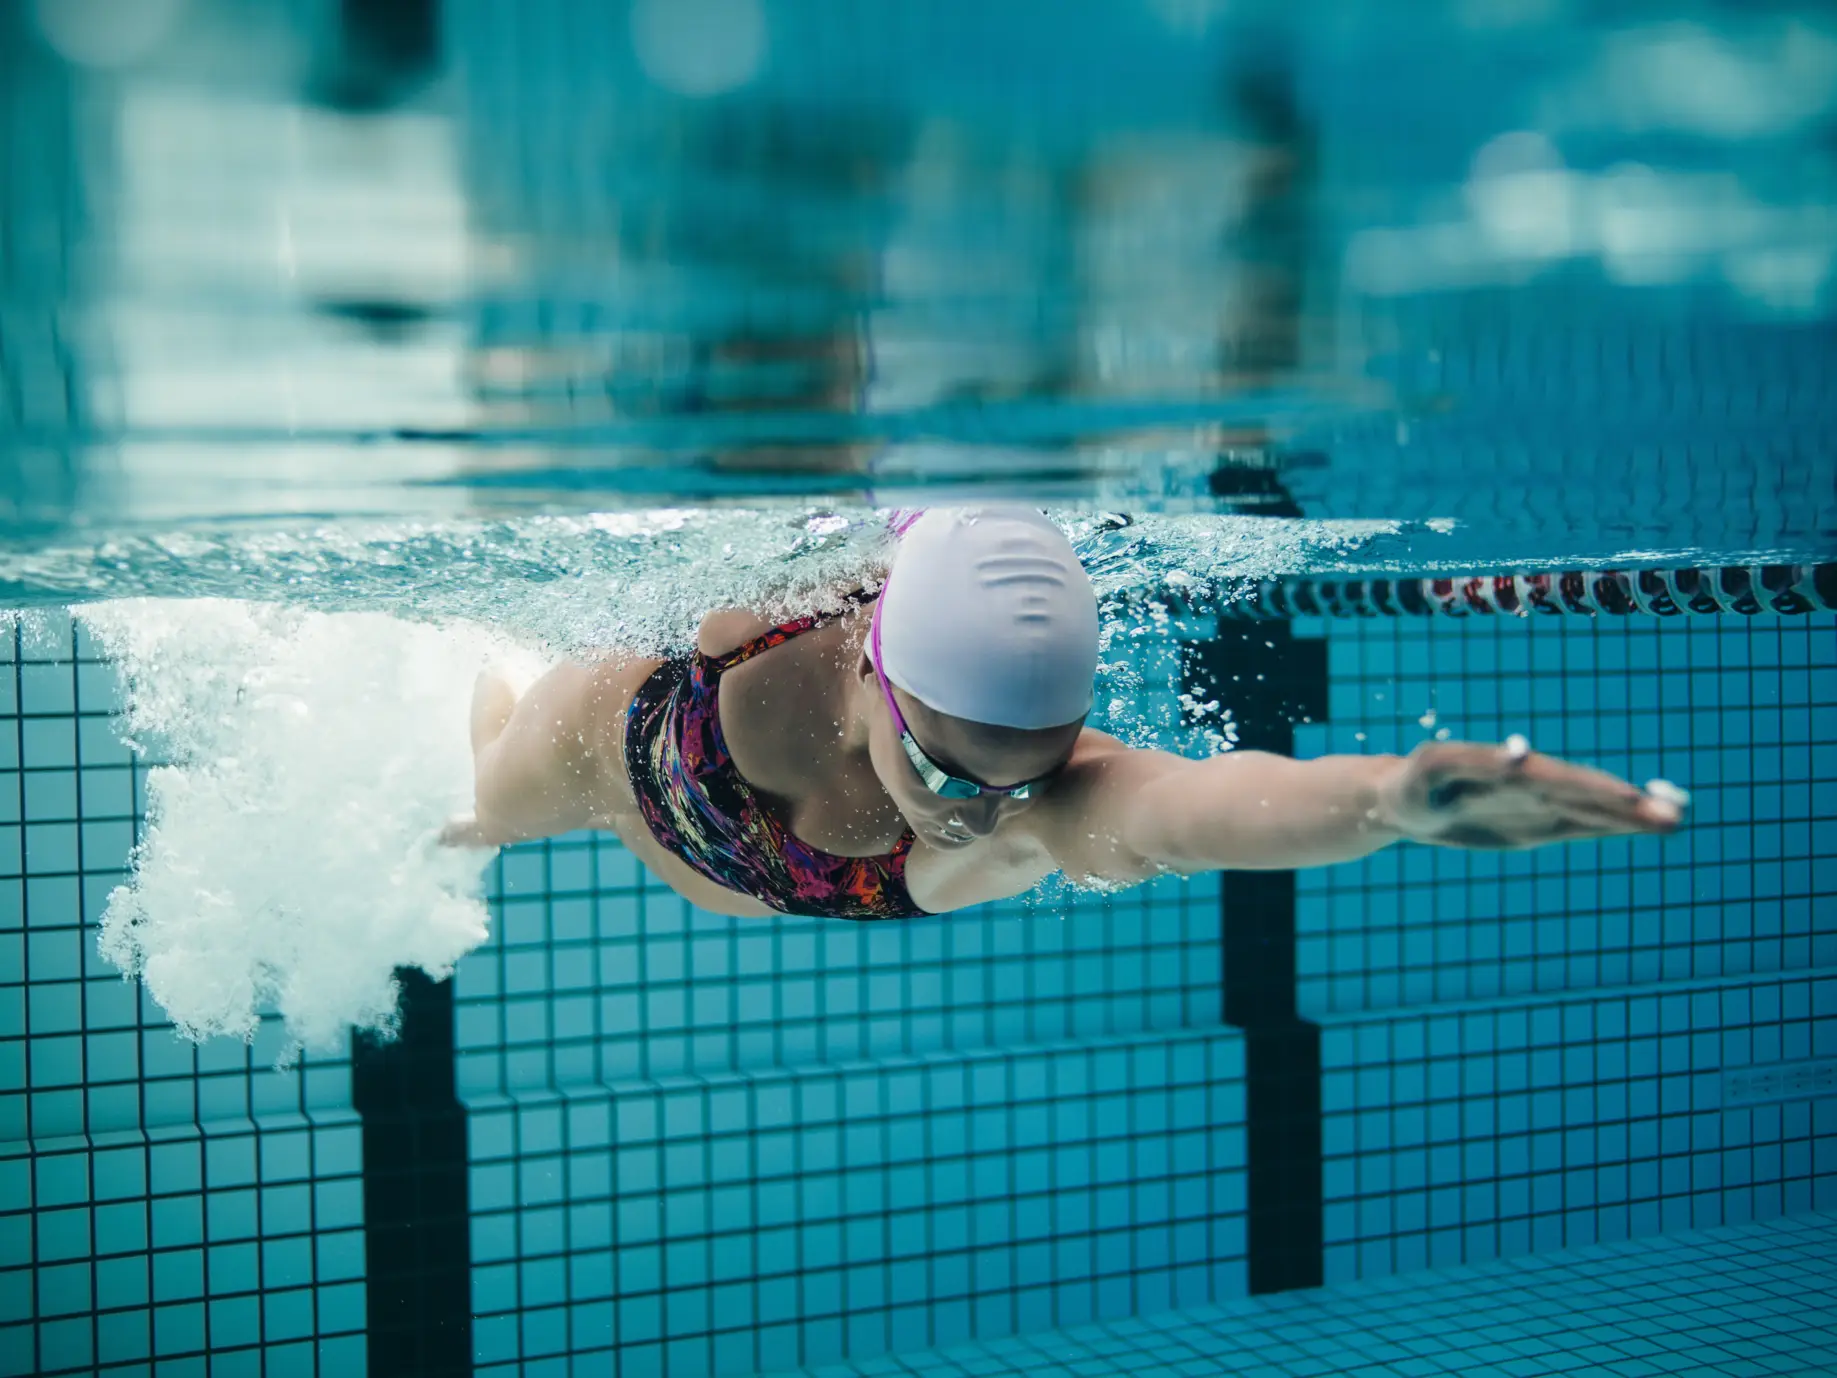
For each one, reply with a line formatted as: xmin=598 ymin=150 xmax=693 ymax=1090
xmin=476 ymin=737 xmax=605 ymax=838
xmin=467 ymin=686 xmax=611 ymax=843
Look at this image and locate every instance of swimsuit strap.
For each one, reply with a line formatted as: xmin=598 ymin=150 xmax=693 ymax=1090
xmin=623 ymin=580 xmax=926 ymax=921
xmin=701 ymin=587 xmax=880 ymax=675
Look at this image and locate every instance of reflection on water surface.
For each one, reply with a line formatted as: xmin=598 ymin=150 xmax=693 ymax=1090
xmin=0 ymin=0 xmax=1832 ymax=576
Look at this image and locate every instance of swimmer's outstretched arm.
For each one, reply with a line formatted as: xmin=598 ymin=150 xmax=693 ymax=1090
xmin=1041 ymin=737 xmax=1683 ymax=886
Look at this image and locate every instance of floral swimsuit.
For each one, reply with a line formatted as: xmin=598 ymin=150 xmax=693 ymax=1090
xmin=623 ymin=596 xmax=928 ymax=920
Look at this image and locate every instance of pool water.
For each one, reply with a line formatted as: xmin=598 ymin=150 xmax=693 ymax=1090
xmin=0 ymin=2 xmax=1833 ymax=1376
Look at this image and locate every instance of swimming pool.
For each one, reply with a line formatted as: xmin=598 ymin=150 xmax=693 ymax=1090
xmin=1 ymin=1 xmax=1833 ymax=1376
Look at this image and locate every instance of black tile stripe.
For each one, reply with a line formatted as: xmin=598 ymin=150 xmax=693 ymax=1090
xmin=353 ymin=969 xmax=473 ymax=1376
xmin=1185 ymin=618 xmax=1331 ymax=1295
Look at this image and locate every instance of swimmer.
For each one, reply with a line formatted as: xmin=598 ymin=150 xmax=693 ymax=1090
xmin=440 ymin=508 xmax=1684 ymax=920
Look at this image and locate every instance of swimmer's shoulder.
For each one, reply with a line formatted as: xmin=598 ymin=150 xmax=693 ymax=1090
xmin=1020 ymin=727 xmax=1148 ymax=825
xmin=696 ymin=607 xmax=780 ymax=660
xmin=698 ymin=583 xmax=885 ymax=661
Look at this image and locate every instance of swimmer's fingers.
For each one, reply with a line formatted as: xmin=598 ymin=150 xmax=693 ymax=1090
xmin=1431 ymin=815 xmax=1612 ymax=849
xmin=1391 ymin=741 xmax=1682 ymax=846
xmin=438 ymin=814 xmax=494 ymax=848
xmin=1426 ymin=802 xmax=1670 ymax=849
xmin=1408 ymin=739 xmax=1668 ymax=822
xmin=1511 ymin=753 xmax=1683 ymax=834
xmin=1533 ymin=803 xmax=1666 ymax=841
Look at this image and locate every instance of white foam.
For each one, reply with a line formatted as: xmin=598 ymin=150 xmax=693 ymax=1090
xmin=0 ymin=509 xmax=1398 ymax=656
xmin=76 ymin=599 xmax=545 ymax=1059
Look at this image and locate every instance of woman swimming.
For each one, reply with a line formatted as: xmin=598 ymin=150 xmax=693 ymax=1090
xmin=441 ymin=508 xmax=1682 ymax=918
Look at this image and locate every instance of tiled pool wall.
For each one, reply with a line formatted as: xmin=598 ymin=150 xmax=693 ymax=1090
xmin=0 ymin=619 xmax=363 ymax=1378
xmin=1293 ymin=612 xmax=1836 ymax=1287
xmin=748 ymin=1211 xmax=1837 ymax=1378
xmin=1 ymin=607 xmax=1832 ymax=1376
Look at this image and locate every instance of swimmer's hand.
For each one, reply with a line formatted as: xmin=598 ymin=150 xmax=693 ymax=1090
xmin=438 ymin=814 xmax=496 ymax=849
xmin=1378 ymin=738 xmax=1685 ymax=850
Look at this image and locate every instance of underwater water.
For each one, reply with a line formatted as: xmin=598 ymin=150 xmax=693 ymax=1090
xmin=0 ymin=1 xmax=1833 ymax=1376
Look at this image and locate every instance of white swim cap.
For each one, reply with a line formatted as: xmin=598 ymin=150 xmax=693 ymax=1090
xmin=877 ymin=507 xmax=1099 ymax=729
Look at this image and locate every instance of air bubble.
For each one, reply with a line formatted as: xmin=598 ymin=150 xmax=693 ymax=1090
xmin=79 ymin=600 xmax=540 ymax=1058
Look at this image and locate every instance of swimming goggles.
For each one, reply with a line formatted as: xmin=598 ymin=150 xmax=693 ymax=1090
xmin=868 ymin=585 xmax=1059 ymax=801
